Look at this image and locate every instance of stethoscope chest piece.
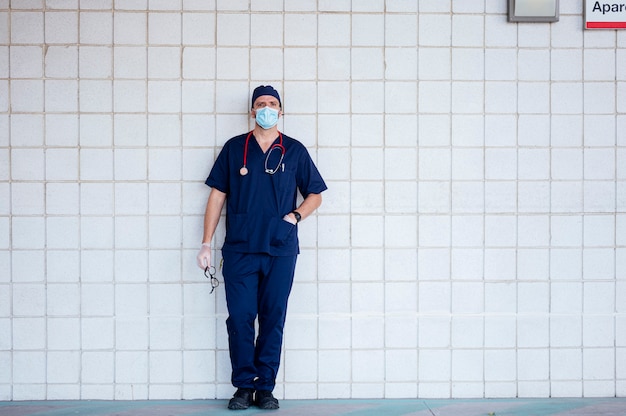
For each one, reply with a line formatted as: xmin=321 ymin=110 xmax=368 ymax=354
xmin=239 ymin=166 xmax=248 ymax=176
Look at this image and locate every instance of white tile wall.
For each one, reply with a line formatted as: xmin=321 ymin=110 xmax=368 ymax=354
xmin=0 ymin=0 xmax=624 ymax=402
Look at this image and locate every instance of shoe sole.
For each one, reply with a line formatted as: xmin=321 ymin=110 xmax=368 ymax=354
xmin=228 ymin=401 xmax=252 ymax=410
xmin=257 ymin=401 xmax=279 ymax=410
xmin=228 ymin=403 xmax=251 ymax=410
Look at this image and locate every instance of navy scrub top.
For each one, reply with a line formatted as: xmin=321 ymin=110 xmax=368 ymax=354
xmin=206 ymin=132 xmax=327 ymax=257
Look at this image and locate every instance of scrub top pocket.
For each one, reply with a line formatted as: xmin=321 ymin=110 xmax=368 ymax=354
xmin=270 ymin=217 xmax=296 ymax=248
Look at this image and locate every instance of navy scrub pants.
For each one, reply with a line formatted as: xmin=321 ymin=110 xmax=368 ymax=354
xmin=222 ymin=250 xmax=297 ymax=392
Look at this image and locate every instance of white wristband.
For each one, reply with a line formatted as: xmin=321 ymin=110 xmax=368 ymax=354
xmin=201 ymin=243 xmax=211 ymax=247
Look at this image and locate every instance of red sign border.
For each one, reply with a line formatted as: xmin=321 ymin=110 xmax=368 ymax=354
xmin=586 ymin=21 xmax=626 ymax=29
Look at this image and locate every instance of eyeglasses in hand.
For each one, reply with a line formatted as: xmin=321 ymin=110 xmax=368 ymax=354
xmin=204 ymin=266 xmax=219 ymax=294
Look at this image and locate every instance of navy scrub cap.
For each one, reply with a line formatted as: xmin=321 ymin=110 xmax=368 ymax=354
xmin=251 ymin=85 xmax=281 ymax=108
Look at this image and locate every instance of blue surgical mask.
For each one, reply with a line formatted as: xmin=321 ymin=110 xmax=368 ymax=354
xmin=255 ymin=107 xmax=279 ymax=129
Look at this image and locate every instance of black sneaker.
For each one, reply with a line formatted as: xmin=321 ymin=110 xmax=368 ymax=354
xmin=228 ymin=388 xmax=254 ymax=410
xmin=255 ymin=390 xmax=279 ymax=410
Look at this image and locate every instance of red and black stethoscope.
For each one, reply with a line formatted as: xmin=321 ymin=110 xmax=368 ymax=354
xmin=239 ymin=131 xmax=286 ymax=176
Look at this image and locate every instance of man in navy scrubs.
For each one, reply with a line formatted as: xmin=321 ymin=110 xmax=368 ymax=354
xmin=197 ymin=85 xmax=327 ymax=410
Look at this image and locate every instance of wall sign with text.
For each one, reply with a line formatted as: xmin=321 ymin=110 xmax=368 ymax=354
xmin=585 ymin=1 xmax=626 ymax=29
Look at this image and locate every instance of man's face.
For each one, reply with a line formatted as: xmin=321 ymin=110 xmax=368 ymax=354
xmin=252 ymin=95 xmax=281 ymax=113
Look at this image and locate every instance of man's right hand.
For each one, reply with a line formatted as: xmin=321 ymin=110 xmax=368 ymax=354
xmin=197 ymin=243 xmax=211 ymax=269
